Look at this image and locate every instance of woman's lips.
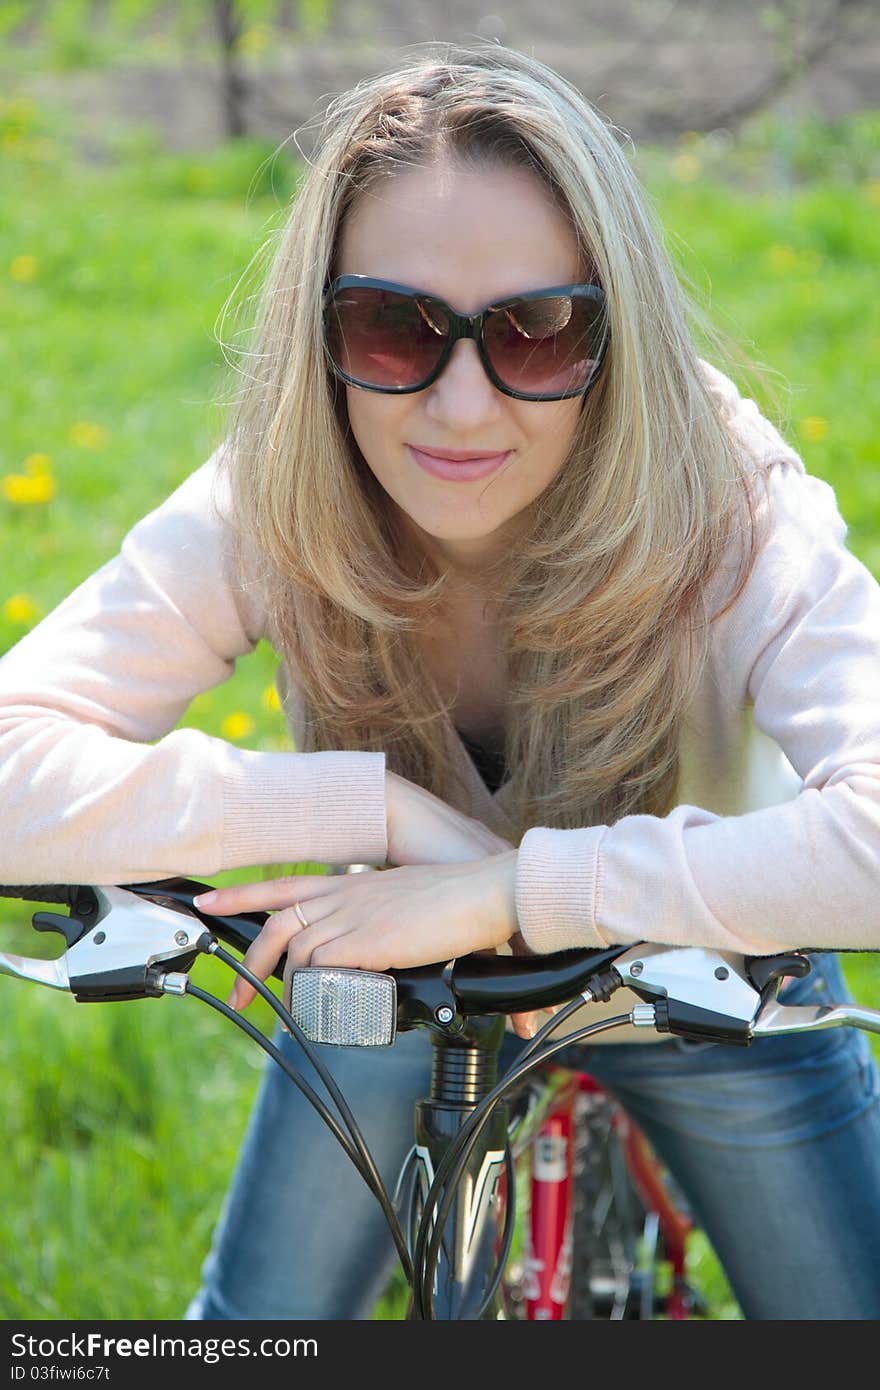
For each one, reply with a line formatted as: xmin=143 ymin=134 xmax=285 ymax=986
xmin=408 ymin=446 xmax=512 ymax=482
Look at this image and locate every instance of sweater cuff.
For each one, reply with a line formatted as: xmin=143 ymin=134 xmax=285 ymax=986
xmin=220 ymin=749 xmax=387 ymax=868
xmin=515 ymin=825 xmax=608 ymax=953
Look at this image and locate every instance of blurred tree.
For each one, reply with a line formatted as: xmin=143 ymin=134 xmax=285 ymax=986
xmin=184 ymin=0 xmax=336 ymax=136
xmin=1 ymin=0 xmax=336 ymax=136
xmin=711 ymin=0 xmax=861 ymax=129
xmin=212 ymin=0 xmax=247 ymax=136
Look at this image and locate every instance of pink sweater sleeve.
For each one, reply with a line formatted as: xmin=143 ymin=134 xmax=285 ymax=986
xmin=515 ymin=409 xmax=880 ymax=956
xmin=0 ymin=452 xmax=387 ymax=884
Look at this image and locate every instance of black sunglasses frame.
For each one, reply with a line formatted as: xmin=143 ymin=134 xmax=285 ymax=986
xmin=322 ymin=275 xmax=609 ymax=403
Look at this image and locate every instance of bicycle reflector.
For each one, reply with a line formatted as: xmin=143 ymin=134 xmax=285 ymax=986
xmin=286 ymin=967 xmax=397 ymax=1046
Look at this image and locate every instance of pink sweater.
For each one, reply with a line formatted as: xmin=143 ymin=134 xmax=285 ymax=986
xmin=2 ymin=366 xmax=879 ymax=970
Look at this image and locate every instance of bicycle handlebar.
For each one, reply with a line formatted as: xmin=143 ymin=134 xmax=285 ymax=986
xmin=3 ymin=877 xmax=880 ymax=1047
xmin=3 ymin=877 xmax=880 ymax=1048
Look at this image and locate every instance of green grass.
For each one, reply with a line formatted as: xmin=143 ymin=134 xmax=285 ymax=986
xmin=1 ymin=98 xmax=879 ymax=1320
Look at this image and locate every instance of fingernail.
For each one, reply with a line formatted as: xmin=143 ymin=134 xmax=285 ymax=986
xmin=194 ymin=891 xmax=217 ymax=909
xmin=227 ymin=984 xmax=240 ymax=1011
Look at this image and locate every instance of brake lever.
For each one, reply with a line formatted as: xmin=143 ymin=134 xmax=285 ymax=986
xmin=0 ymin=949 xmax=71 ymax=991
xmin=0 ymin=887 xmax=93 ymax=990
xmin=0 ymin=886 xmax=213 ymax=1001
xmin=751 ymin=999 xmax=880 ymax=1038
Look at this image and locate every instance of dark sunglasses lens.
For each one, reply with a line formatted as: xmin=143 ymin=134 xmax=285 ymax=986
xmin=325 ymin=286 xmax=449 ymax=389
xmin=483 ymin=292 xmax=606 ymax=396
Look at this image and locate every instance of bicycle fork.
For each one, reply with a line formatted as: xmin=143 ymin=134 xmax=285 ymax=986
xmin=522 ymin=1074 xmax=697 ymax=1320
xmin=520 ymin=1078 xmax=579 ymax=1319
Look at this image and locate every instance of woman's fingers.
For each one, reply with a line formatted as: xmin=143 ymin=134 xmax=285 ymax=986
xmin=197 ymin=873 xmax=375 ymax=1010
xmin=193 ymin=874 xmax=344 ymax=916
xmin=195 ymin=875 xmax=364 ymax=1008
xmin=511 ymin=1010 xmax=539 ymax=1040
xmin=226 ymin=895 xmax=340 ymax=1009
xmin=284 ymin=914 xmax=361 ymax=969
xmin=202 ymin=855 xmax=518 ymax=1008
xmin=506 ymin=934 xmax=560 ymax=1038
xmin=510 ymin=1005 xmax=561 ymax=1040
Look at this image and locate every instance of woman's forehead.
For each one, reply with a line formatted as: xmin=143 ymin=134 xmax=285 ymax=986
xmin=336 ymin=161 xmax=582 ymax=308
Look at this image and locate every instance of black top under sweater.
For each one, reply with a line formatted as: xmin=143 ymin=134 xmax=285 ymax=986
xmin=455 ymin=729 xmax=507 ymax=795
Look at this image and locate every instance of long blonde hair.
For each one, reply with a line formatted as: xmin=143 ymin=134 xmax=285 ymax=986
xmin=221 ymin=42 xmax=761 ymax=841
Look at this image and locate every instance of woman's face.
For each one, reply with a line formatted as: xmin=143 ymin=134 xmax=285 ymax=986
xmin=335 ymin=160 xmax=585 ymax=570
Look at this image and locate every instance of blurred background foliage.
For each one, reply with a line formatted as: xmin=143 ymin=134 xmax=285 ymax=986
xmin=1 ymin=0 xmax=879 ymax=1322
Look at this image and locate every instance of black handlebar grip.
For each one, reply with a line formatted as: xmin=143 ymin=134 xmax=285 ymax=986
xmin=0 ymin=884 xmax=79 ymax=905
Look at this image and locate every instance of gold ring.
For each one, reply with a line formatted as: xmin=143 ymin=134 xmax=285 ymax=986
xmin=293 ymin=901 xmax=310 ymax=930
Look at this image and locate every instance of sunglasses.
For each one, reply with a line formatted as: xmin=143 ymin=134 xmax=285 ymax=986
xmin=322 ymin=275 xmax=608 ymax=402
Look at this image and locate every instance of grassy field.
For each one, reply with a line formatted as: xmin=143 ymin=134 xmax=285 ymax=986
xmin=1 ymin=95 xmax=879 ymax=1320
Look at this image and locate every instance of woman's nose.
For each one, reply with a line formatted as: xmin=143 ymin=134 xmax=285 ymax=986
xmin=423 ymin=339 xmax=504 ymax=427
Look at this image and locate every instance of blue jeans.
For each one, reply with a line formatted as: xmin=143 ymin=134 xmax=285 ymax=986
xmin=186 ymin=953 xmax=880 ymax=1320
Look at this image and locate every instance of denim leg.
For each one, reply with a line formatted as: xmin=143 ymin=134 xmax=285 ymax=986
xmin=186 ymin=1025 xmax=432 ymax=1320
xmin=572 ymin=954 xmax=880 ymax=1319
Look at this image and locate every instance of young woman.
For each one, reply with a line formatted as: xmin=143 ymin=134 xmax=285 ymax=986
xmin=2 ymin=44 xmax=879 ymax=1320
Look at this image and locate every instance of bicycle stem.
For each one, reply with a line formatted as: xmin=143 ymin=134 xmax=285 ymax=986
xmin=409 ymin=1016 xmax=510 ymax=1319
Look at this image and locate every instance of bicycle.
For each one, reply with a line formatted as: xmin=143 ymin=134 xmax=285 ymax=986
xmin=501 ymin=1067 xmax=699 ymax=1319
xmin=2 ymin=876 xmax=878 ymax=1320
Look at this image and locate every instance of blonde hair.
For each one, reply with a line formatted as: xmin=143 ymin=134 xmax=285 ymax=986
xmin=221 ymin=42 xmax=762 ymax=840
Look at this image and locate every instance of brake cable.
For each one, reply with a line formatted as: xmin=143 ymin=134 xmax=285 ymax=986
xmin=190 ymin=944 xmax=413 ymax=1286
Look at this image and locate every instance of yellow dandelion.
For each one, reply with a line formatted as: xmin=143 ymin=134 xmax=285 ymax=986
xmin=221 ymin=712 xmax=255 ymax=741
xmin=2 ymin=472 xmax=57 ymax=504
xmin=3 ymin=594 xmax=38 ymax=624
xmin=863 ymin=179 xmax=880 ymax=206
xmin=7 ymin=98 xmax=37 ymax=123
xmin=23 ymin=453 xmax=52 ymax=476
xmin=10 ymin=255 xmax=38 ymax=283
xmin=68 ymin=421 xmax=109 ymax=449
xmin=261 ymin=684 xmax=281 ymax=713
xmin=768 ymin=244 xmax=798 ymax=273
xmin=237 ymin=24 xmax=271 ymax=57
xmin=670 ymin=153 xmax=701 ymax=183
xmin=799 ymin=416 xmax=828 ymax=442
xmin=184 ymin=165 xmax=211 ymax=193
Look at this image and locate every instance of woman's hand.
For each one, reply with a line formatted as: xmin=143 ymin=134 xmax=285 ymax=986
xmin=385 ymin=771 xmax=512 ymax=865
xmin=194 ymin=852 xmax=519 ymax=1011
